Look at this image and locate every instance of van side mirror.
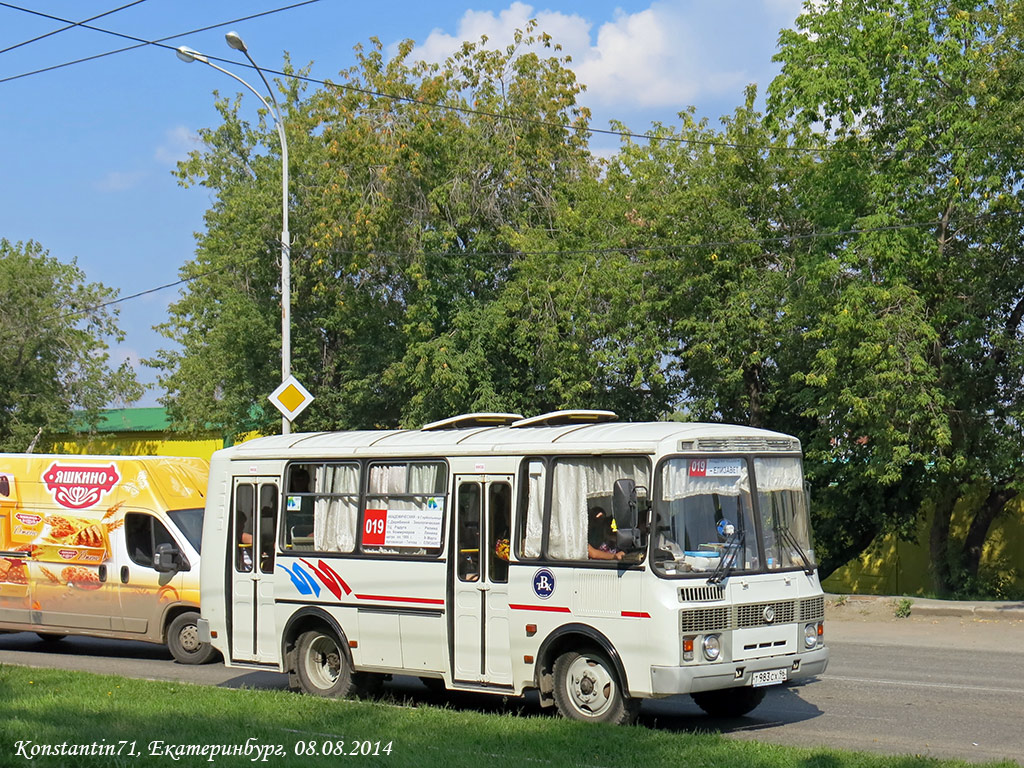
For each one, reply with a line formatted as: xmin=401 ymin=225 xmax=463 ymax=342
xmin=154 ymin=542 xmax=189 ymax=573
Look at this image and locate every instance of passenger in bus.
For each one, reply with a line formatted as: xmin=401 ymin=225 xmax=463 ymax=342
xmin=239 ymin=515 xmax=254 ymax=572
xmin=588 ymin=506 xmax=624 ymax=561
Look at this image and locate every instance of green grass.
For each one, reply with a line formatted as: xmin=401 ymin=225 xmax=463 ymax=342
xmin=0 ymin=665 xmax=1015 ymax=768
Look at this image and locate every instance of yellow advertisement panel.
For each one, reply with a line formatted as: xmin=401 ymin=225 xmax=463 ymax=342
xmin=0 ymin=455 xmax=207 ymax=626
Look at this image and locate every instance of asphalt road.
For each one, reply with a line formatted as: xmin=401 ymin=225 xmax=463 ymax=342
xmin=1 ymin=609 xmax=1021 ymax=765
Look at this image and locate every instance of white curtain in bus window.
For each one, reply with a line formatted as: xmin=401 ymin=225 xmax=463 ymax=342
xmin=313 ymin=464 xmax=359 ymax=552
xmin=661 ymin=458 xmax=750 ymax=499
xmin=522 ymin=461 xmax=545 ymax=558
xmin=752 ymin=457 xmax=803 ymax=491
xmin=549 ymin=457 xmax=648 ymax=560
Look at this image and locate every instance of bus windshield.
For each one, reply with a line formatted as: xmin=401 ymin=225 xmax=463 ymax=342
xmin=652 ymin=457 xmax=759 ymax=577
xmin=652 ymin=456 xmax=815 ymax=578
xmin=754 ymin=456 xmax=815 ymax=571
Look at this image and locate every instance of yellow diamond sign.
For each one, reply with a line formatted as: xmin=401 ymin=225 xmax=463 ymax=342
xmin=269 ymin=375 xmax=314 ymax=421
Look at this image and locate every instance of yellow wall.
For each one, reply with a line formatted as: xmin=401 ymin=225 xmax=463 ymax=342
xmin=823 ymin=494 xmax=1024 ymax=596
xmin=49 ymin=435 xmax=225 ymax=461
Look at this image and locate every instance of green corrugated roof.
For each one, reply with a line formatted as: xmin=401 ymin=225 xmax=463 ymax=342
xmin=72 ymin=407 xmax=170 ymax=434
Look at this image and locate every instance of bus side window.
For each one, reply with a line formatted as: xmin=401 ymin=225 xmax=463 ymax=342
xmin=457 ymin=482 xmax=481 ymax=581
xmin=488 ymin=482 xmax=511 ymax=583
xmin=259 ymin=484 xmax=278 ymax=574
xmin=517 ymin=460 xmax=545 ymax=560
xmin=234 ymin=484 xmax=255 ymax=573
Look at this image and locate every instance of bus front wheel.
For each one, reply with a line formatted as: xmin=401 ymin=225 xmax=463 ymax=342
xmin=552 ymin=649 xmax=639 ymax=725
xmin=692 ymin=686 xmax=766 ymax=718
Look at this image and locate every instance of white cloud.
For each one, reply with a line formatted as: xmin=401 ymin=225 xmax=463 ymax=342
xmin=155 ymin=125 xmax=199 ymax=167
xmin=95 ymin=170 xmax=147 ymax=192
xmin=404 ymin=2 xmax=767 ymax=112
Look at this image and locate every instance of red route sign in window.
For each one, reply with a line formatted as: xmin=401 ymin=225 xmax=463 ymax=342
xmin=362 ymin=508 xmax=388 ymax=546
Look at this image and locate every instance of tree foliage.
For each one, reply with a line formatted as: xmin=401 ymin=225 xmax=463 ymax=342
xmin=0 ymin=239 xmax=142 ymax=452
xmin=767 ymin=0 xmax=1024 ymax=591
xmin=154 ymin=5 xmax=1024 ymax=593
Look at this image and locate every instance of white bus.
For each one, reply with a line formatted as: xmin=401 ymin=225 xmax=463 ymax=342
xmin=199 ymin=411 xmax=828 ymax=723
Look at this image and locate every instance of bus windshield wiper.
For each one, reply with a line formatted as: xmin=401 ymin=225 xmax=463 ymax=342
xmin=707 ymin=530 xmax=743 ymax=585
xmin=779 ymin=526 xmax=815 ymax=575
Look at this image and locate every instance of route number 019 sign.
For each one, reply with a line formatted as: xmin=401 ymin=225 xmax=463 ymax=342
xmin=361 ymin=501 xmax=444 ymax=548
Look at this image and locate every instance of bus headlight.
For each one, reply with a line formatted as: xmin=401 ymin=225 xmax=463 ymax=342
xmin=804 ymin=623 xmax=818 ymax=649
xmin=702 ymin=634 xmax=721 ymax=661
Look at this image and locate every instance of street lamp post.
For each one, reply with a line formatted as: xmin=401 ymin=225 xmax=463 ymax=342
xmin=177 ymin=34 xmax=292 ymax=435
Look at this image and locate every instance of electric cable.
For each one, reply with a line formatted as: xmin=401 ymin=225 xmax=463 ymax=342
xmin=0 ymin=0 xmax=150 ymax=55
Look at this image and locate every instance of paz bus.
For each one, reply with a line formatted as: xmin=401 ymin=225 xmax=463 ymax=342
xmin=198 ymin=411 xmax=828 ymax=723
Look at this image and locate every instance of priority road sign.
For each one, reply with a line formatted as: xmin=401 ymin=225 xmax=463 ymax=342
xmin=268 ymin=375 xmax=314 ymax=421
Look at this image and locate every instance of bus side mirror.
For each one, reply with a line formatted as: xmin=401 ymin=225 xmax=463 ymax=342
xmin=613 ymin=479 xmax=637 ymax=529
xmin=613 ymin=479 xmax=647 ymax=550
xmin=154 ymin=543 xmax=188 ymax=574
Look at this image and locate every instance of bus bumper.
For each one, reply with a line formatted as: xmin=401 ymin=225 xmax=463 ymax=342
xmin=197 ymin=617 xmax=212 ymax=644
xmin=649 ymin=646 xmax=829 ymax=695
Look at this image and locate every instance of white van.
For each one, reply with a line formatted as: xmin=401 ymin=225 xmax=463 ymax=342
xmin=0 ymin=454 xmax=215 ymax=664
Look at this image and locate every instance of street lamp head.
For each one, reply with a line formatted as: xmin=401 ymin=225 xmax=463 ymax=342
xmin=225 ymin=31 xmax=248 ymax=53
xmin=176 ymin=46 xmax=208 ymax=64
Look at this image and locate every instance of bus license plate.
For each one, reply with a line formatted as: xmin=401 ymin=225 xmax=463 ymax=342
xmin=751 ymin=668 xmax=788 ymax=687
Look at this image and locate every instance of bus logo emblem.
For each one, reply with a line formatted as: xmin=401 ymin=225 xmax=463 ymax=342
xmin=763 ymin=605 xmax=775 ymax=624
xmin=533 ymin=568 xmax=555 ymax=599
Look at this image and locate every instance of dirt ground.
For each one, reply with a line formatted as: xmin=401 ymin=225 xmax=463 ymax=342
xmin=824 ymin=594 xmax=1024 ymax=651
xmin=825 ymin=595 xmax=916 ymax=623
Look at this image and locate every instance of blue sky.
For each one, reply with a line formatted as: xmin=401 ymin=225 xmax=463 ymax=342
xmin=0 ymin=0 xmax=804 ymax=407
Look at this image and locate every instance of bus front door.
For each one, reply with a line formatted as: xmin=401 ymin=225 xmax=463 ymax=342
xmin=451 ymin=475 xmax=513 ymax=686
xmin=229 ymin=477 xmax=279 ymax=664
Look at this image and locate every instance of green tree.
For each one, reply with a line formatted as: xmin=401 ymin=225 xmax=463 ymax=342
xmin=0 ymin=239 xmax=142 ymax=452
xmin=768 ymin=0 xmax=1024 ymax=593
xmin=153 ymin=28 xmax=667 ymax=435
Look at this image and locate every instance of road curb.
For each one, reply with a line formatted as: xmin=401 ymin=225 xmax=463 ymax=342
xmin=826 ymin=593 xmax=1024 ymax=621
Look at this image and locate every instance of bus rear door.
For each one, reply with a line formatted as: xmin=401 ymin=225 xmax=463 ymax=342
xmin=451 ymin=475 xmax=513 ymax=686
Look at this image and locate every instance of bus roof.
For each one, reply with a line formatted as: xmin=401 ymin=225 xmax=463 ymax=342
xmin=216 ymin=418 xmax=800 ymax=461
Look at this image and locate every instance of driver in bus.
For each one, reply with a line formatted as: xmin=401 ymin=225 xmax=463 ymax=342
xmin=587 ymin=506 xmax=624 ymax=561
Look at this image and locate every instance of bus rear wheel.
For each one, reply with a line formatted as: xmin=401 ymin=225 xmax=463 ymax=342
xmin=692 ymin=686 xmax=766 ymax=718
xmin=552 ymin=649 xmax=639 ymax=725
xmin=294 ymin=628 xmax=388 ymax=698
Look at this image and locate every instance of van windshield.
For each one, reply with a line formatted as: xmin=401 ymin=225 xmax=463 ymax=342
xmin=167 ymin=508 xmax=204 ymax=553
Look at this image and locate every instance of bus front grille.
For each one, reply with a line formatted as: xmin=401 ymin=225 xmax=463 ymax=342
xmin=798 ymin=595 xmax=825 ymax=621
xmin=680 ymin=607 xmax=730 ymax=633
xmin=737 ymin=601 xmax=796 ymax=628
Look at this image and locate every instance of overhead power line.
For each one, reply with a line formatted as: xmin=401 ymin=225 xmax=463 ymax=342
xmin=56 ymin=209 xmax=1023 ymax=323
xmin=0 ymin=0 xmax=322 ymax=84
xmin=54 ymin=266 xmax=228 ymax=323
xmin=0 ymin=0 xmax=150 ymax=56
xmin=0 ymin=0 xmax=996 ymax=157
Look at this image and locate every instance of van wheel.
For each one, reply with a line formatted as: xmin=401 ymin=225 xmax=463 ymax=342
xmin=552 ymin=649 xmax=639 ymax=724
xmin=295 ymin=629 xmax=359 ymax=698
xmin=36 ymin=633 xmax=66 ymax=642
xmin=692 ymin=686 xmax=766 ymax=718
xmin=167 ymin=612 xmax=217 ymax=665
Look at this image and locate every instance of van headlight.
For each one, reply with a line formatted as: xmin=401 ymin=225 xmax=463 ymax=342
xmin=804 ymin=623 xmax=818 ymax=649
xmin=702 ymin=634 xmax=721 ymax=661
